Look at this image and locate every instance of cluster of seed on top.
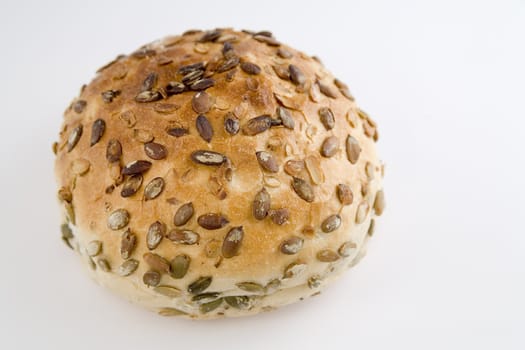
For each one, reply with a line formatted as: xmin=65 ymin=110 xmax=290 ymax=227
xmin=56 ymin=28 xmax=385 ymax=315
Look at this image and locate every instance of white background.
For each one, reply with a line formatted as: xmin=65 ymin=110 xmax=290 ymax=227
xmin=1 ymin=0 xmax=524 ymax=349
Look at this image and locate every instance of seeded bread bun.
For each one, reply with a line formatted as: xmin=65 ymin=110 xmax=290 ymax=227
xmin=53 ymin=28 xmax=385 ymax=319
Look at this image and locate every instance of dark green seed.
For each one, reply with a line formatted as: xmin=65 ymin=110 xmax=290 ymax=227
xmin=224 ymin=296 xmax=250 ymax=309
xmin=188 ymin=276 xmax=212 ymax=294
xmin=143 ymin=270 xmax=161 ymax=287
xmin=170 ymin=254 xmax=191 ymax=279
xmin=199 ymin=298 xmax=223 ymax=314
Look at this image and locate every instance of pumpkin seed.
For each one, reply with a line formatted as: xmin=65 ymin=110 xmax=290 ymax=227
xmin=224 ymin=112 xmax=240 ymax=135
xmin=284 ymin=160 xmax=305 ymax=176
xmin=253 ymin=188 xmax=270 ymax=220
xmin=272 ymin=64 xmax=290 ymax=80
xmin=97 ymin=259 xmax=110 ymax=272
xmin=144 ymin=177 xmax=165 ymax=200
xmin=196 ymin=114 xmax=213 ymax=142
xmin=191 ymin=150 xmax=226 ymax=166
xmin=317 ymin=80 xmax=337 ymax=98
xmin=106 ymin=139 xmax=122 ymax=163
xmin=224 ymin=296 xmax=250 ymax=309
xmin=73 ymin=100 xmax=87 ymax=113
xmin=291 ymin=177 xmax=314 ymax=202
xmin=199 ymin=29 xmax=221 ymax=42
xmin=71 ymin=158 xmax=90 ymax=176
xmin=368 ymin=218 xmax=376 ymax=237
xmin=154 ymin=285 xmax=182 ymax=298
xmin=236 ymin=282 xmax=264 ymax=294
xmin=269 ymin=208 xmax=289 ymax=225
xmin=121 ymin=160 xmax=152 ymax=175
xmin=158 ymin=308 xmax=187 ymax=316
xmin=167 ymin=127 xmax=189 ymax=137
xmin=277 ymin=48 xmax=293 ymax=58
xmin=317 ymin=249 xmax=340 ymax=262
xmin=90 ymin=119 xmax=105 ymax=146
xmin=280 ymin=236 xmax=304 ymax=254
xmin=167 ymin=228 xmax=199 ymax=245
xmin=135 ymin=90 xmax=162 ymax=103
xmin=242 ymin=115 xmax=272 ymax=135
xmin=276 ymin=106 xmax=295 ymax=129
xmin=283 ymin=261 xmax=306 ymax=279
xmin=256 ymin=151 xmax=279 ymax=173
xmin=188 ymin=276 xmax=212 ymax=294
xmin=265 ymin=279 xmax=281 ymax=294
xmin=141 ymin=72 xmax=158 ymax=92
xmin=165 ymin=81 xmax=186 ymax=95
xmin=178 ymin=62 xmax=205 ymax=74
xmin=117 ymin=259 xmax=139 ymax=276
xmin=86 ymin=240 xmax=102 ymax=257
xmin=373 ymin=190 xmax=385 ymax=216
xmin=143 ymin=270 xmax=161 ymax=287
xmin=318 ymin=107 xmax=335 ymax=130
xmin=144 ymin=142 xmax=167 ymax=160
xmin=107 ymin=209 xmax=129 ymax=230
xmin=336 ymin=184 xmax=353 ymax=205
xmin=101 ymin=89 xmax=120 ymax=103
xmin=190 ymin=78 xmax=215 ymax=91
xmin=143 ymin=252 xmax=170 ymax=273
xmin=308 ymin=275 xmax=322 ymax=289
xmin=192 ymin=292 xmax=221 ymax=303
xmin=217 ymin=56 xmax=240 ymax=72
xmin=222 ymin=226 xmax=244 ymax=258
xmin=288 ymin=64 xmax=306 ymax=85
xmin=120 ymin=174 xmax=143 ymax=197
xmin=147 ymin=221 xmax=165 ymax=250
xmin=346 ymin=135 xmax=361 ymax=164
xmin=192 ymin=91 xmax=212 ymax=114
xmin=338 ymin=241 xmax=357 ymax=257
xmin=174 ymin=202 xmax=194 ymax=226
xmin=120 ymin=229 xmax=137 ymax=259
xmin=170 ymin=254 xmax=190 ymax=279
xmin=197 ymin=213 xmax=229 ymax=230
xmin=254 ymin=34 xmax=280 ymax=46
xmin=321 ymin=214 xmax=341 ymax=233
xmin=199 ymin=298 xmax=223 ymax=314
xmin=321 ymin=136 xmax=339 ymax=157
xmin=240 ymin=62 xmax=261 ymax=75
xmin=67 ymin=125 xmax=83 ymax=152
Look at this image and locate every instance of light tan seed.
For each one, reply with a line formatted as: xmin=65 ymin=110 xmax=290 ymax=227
xmin=280 ymin=236 xmax=304 ymax=254
xmin=67 ymin=125 xmax=83 ymax=152
xmin=304 ymin=155 xmax=324 ymax=185
xmin=147 ymin=221 xmax=165 ymax=250
xmin=346 ymin=135 xmax=361 ymax=164
xmin=346 ymin=109 xmax=358 ymax=128
xmin=336 ymin=184 xmax=353 ymax=205
xmin=107 ymin=209 xmax=129 ymax=230
xmin=106 ymin=139 xmax=122 ymax=163
xmin=120 ymin=174 xmax=143 ymax=197
xmin=272 ymin=65 xmax=290 ymax=80
xmin=284 ymin=160 xmax=305 ymax=176
xmin=154 ymin=285 xmax=182 ymax=298
xmin=192 ymin=91 xmax=213 ymax=114
xmin=365 ymin=162 xmax=375 ymax=180
xmin=317 ymin=249 xmax=340 ymax=262
xmin=86 ymin=240 xmax=102 ymax=257
xmin=197 ymin=213 xmax=229 ymax=230
xmin=283 ymin=261 xmax=307 ymax=279
xmin=133 ymin=129 xmax=154 ymax=143
xmin=318 ymin=107 xmax=335 ymax=130
xmin=154 ymin=102 xmax=180 ymax=114
xmin=167 ymin=229 xmax=200 ymax=245
xmin=143 ymin=252 xmax=170 ymax=273
xmin=58 ymin=187 xmax=72 ymax=203
xmin=97 ymin=259 xmax=110 ymax=272
xmin=174 ymin=202 xmax=194 ymax=226
xmin=256 ymin=151 xmax=279 ymax=173
xmin=117 ymin=259 xmax=139 ymax=276
xmin=71 ymin=158 xmax=90 ymax=176
xmin=374 ymin=190 xmax=385 ymax=216
xmin=263 ymin=175 xmax=281 ymax=188
xmin=338 ymin=241 xmax=357 ymax=257
xmin=120 ymin=229 xmax=137 ymax=259
xmin=143 ymin=270 xmax=161 ymax=287
xmin=144 ymin=177 xmax=165 ymax=200
xmin=368 ymin=219 xmax=376 ymax=236
xmin=321 ymin=136 xmax=339 ymax=157
xmin=158 ymin=308 xmax=187 ymax=317
xmin=253 ymin=188 xmax=270 ymax=220
xmin=119 ymin=110 xmax=137 ymax=128
xmin=236 ymin=282 xmax=264 ymax=294
xmin=321 ymin=214 xmax=342 ymax=233
xmin=269 ymin=208 xmax=290 ymax=225
xmin=188 ymin=276 xmax=212 ymax=294
xmin=222 ymin=226 xmax=244 ymax=258
xmin=356 ymin=201 xmax=370 ymax=224
xmin=292 ymin=177 xmax=314 ymax=202
xmin=309 ymin=82 xmax=321 ymax=102
xmin=170 ymin=255 xmax=190 ymax=279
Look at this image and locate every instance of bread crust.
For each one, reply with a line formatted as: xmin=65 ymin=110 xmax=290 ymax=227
xmin=54 ymin=28 xmax=384 ymax=319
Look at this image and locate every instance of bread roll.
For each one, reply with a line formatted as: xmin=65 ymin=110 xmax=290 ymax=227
xmin=53 ymin=28 xmax=385 ymax=319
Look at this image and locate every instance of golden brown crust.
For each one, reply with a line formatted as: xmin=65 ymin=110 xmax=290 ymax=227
xmin=54 ymin=28 xmax=384 ymax=319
